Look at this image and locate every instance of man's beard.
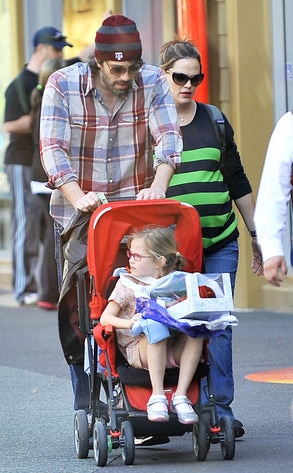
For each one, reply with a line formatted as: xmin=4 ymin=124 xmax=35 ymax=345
xmin=100 ymin=69 xmax=132 ymax=97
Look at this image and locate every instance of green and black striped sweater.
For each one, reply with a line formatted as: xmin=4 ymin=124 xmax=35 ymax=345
xmin=167 ymin=102 xmax=252 ymax=255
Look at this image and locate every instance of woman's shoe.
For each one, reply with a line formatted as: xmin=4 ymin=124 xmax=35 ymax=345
xmin=171 ymin=395 xmax=198 ymax=424
xmin=147 ymin=394 xmax=169 ymax=422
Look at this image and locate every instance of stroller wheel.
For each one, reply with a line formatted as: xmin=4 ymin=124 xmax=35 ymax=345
xmin=120 ymin=421 xmax=135 ymax=465
xmin=93 ymin=419 xmax=108 ymax=467
xmin=74 ymin=410 xmax=89 ymax=459
xmin=220 ymin=416 xmax=235 ymax=460
xmin=192 ymin=413 xmax=210 ymax=462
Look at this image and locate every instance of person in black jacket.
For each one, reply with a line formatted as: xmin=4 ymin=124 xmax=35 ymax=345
xmin=30 ymin=58 xmax=66 ymax=310
xmin=4 ymin=26 xmax=74 ymax=305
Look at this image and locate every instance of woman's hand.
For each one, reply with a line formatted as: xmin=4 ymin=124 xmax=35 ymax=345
xmin=251 ymin=237 xmax=263 ymax=276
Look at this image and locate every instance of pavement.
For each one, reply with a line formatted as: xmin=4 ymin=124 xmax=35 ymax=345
xmin=0 ymin=288 xmax=292 ymax=473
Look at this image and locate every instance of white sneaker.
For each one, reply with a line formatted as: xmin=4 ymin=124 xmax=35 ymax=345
xmin=23 ymin=293 xmax=39 ymax=306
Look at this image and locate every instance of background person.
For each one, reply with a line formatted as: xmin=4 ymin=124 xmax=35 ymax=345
xmin=254 ymin=111 xmax=293 ymax=286
xmin=30 ymin=58 xmax=66 ymax=310
xmin=159 ymin=39 xmax=263 ymax=437
xmin=40 ymin=15 xmax=182 ymax=413
xmin=3 ymin=26 xmax=76 ymax=306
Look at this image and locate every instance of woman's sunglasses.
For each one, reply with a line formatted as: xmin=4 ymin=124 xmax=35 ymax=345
xmin=167 ymin=70 xmax=204 ymax=87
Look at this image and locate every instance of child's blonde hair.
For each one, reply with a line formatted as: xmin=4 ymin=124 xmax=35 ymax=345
xmin=127 ymin=226 xmax=185 ymax=275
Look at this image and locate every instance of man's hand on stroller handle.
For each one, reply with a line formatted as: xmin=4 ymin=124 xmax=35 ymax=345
xmin=74 ymin=191 xmax=103 ymax=212
xmin=60 ymin=182 xmax=103 ymax=212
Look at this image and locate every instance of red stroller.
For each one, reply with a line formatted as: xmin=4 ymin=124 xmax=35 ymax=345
xmin=74 ymin=199 xmax=236 ymax=466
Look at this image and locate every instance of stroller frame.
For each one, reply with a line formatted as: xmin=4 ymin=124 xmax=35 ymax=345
xmin=73 ymin=199 xmax=236 ymax=466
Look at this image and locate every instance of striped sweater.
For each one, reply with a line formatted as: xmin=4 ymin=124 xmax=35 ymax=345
xmin=167 ymin=102 xmax=252 ymax=254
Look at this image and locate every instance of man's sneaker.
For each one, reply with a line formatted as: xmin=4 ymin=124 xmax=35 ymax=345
xmin=233 ymin=419 xmax=245 ymax=438
xmin=22 ymin=293 xmax=39 ymax=306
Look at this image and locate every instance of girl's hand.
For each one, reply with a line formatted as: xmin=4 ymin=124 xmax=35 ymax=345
xmin=128 ymin=313 xmax=142 ymax=328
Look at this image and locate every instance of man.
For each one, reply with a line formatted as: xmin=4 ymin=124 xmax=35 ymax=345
xmin=4 ymin=26 xmax=74 ymax=305
xmin=40 ymin=15 xmax=182 ymax=412
xmin=254 ymin=111 xmax=293 ymax=285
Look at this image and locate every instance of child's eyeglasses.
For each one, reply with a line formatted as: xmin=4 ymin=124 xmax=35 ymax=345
xmin=167 ymin=71 xmax=204 ymax=87
xmin=126 ymin=250 xmax=152 ymax=262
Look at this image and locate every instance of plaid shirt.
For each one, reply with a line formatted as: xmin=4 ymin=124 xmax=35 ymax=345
xmin=40 ymin=61 xmax=182 ymax=227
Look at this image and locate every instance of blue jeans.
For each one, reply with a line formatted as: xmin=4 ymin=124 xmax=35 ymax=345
xmin=70 ymin=364 xmax=91 ymax=411
xmin=203 ymin=240 xmax=239 ymax=419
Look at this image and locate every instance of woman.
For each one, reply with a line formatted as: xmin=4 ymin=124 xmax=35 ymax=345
xmin=159 ymin=40 xmax=263 ymax=437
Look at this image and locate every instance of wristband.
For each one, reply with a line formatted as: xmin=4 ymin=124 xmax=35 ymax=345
xmin=96 ymin=192 xmax=108 ymax=205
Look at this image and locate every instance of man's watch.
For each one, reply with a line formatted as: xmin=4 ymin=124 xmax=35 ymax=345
xmin=249 ymin=229 xmax=257 ymax=238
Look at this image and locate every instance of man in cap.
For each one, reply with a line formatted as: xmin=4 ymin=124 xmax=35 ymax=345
xmin=40 ymin=15 xmax=181 ymax=414
xmin=4 ymin=26 xmax=76 ymax=306
xmin=32 ymin=26 xmax=73 ymax=52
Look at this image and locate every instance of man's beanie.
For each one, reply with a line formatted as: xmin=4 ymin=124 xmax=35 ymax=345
xmin=95 ymin=15 xmax=142 ymax=61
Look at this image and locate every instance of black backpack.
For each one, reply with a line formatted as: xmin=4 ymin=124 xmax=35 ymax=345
xmin=202 ymin=103 xmax=226 ymax=167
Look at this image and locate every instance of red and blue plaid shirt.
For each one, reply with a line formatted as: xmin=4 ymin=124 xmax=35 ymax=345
xmin=40 ymin=62 xmax=182 ymax=227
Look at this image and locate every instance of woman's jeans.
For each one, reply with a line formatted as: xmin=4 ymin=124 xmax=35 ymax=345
xmin=203 ymin=240 xmax=239 ymax=419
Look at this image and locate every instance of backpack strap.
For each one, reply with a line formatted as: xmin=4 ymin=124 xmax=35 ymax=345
xmin=202 ymin=103 xmax=226 ymax=168
xmin=15 ymin=74 xmax=30 ymax=115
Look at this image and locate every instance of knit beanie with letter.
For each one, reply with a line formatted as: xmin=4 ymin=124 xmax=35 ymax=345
xmin=95 ymin=14 xmax=142 ymax=61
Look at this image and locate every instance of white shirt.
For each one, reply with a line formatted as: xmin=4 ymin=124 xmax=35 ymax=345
xmin=254 ymin=111 xmax=293 ymax=262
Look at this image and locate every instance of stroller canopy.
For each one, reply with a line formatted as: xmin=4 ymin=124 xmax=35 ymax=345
xmin=87 ymin=199 xmax=203 ymax=319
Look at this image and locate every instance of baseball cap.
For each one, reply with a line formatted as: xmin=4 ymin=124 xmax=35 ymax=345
xmin=33 ymin=26 xmax=73 ymax=50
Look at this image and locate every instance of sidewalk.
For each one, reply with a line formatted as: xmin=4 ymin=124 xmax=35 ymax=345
xmin=0 ymin=249 xmax=12 ymax=293
xmin=0 ymin=289 xmax=18 ymax=308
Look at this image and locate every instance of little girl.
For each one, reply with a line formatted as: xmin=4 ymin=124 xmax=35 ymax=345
xmin=100 ymin=226 xmax=204 ymax=424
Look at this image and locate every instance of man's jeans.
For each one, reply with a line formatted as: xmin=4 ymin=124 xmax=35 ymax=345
xmin=70 ymin=364 xmax=91 ymax=410
xmin=203 ymin=240 xmax=239 ymax=419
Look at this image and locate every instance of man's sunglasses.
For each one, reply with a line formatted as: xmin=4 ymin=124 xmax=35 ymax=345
xmin=167 ymin=71 xmax=204 ymax=87
xmin=105 ymin=61 xmax=143 ymax=77
xmin=51 ymin=33 xmax=67 ymax=41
